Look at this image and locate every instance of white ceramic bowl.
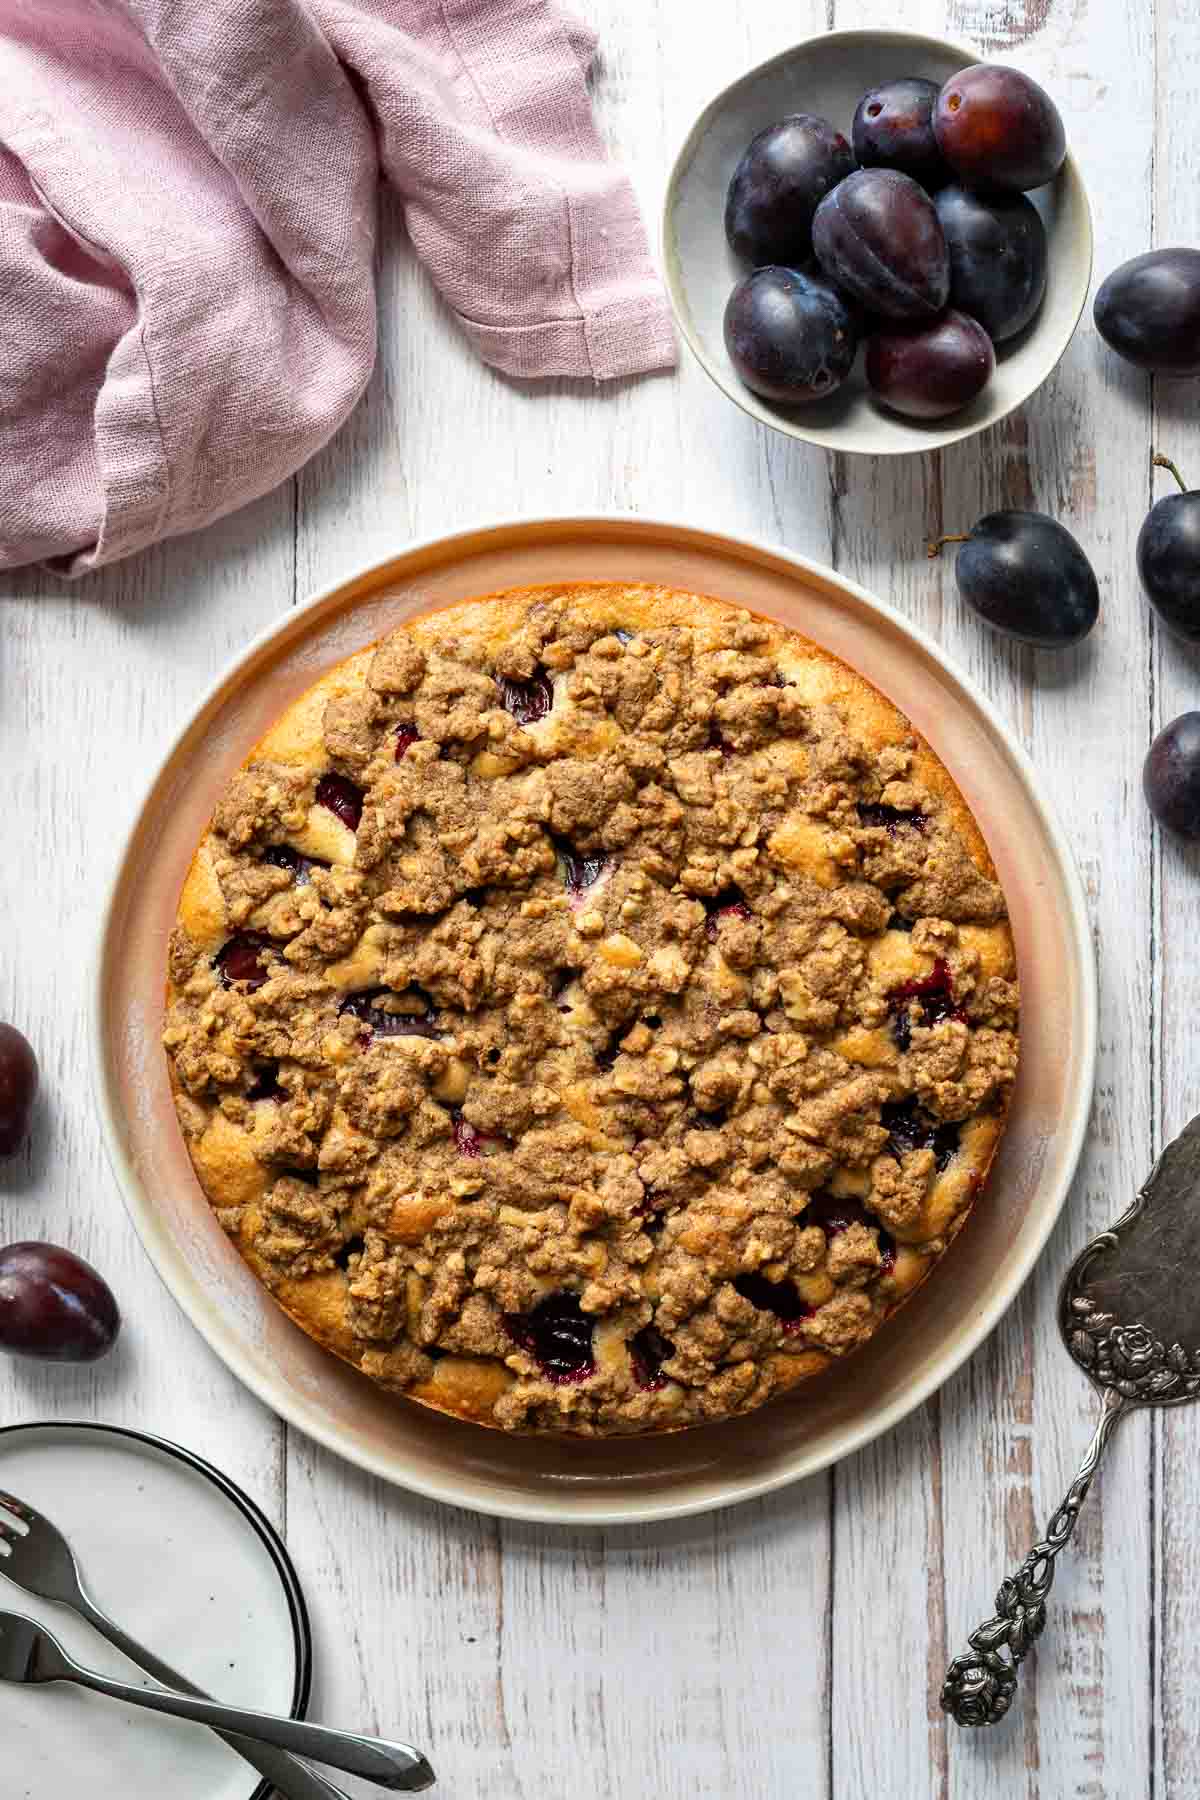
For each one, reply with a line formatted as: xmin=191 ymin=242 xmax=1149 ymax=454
xmin=95 ymin=515 xmax=1096 ymax=1525
xmin=662 ymin=29 xmax=1094 ymax=456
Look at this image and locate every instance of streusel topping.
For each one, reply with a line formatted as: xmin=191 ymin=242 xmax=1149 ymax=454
xmin=164 ymin=586 xmax=1018 ymax=1435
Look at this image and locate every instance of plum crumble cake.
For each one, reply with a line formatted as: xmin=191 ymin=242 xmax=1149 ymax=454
xmin=163 ymin=582 xmax=1019 ymax=1436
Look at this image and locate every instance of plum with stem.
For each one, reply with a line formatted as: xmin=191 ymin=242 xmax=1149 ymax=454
xmin=928 ymin=511 xmax=1099 ymax=646
xmin=1138 ymin=454 xmax=1200 ymax=642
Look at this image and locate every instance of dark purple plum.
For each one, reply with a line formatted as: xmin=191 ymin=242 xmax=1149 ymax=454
xmin=935 ymin=184 xmax=1047 ymax=342
xmin=0 ymin=1025 xmax=37 ymax=1159
xmin=880 ymin=1098 xmax=960 ymax=1171
xmin=852 ymin=77 xmax=948 ymax=189
xmin=261 ymin=844 xmax=327 ymax=885
xmin=723 ymin=266 xmax=858 ymax=405
xmin=812 ymin=169 xmax=949 ymax=321
xmin=1145 ymin=713 xmax=1200 ymax=837
xmin=930 ymin=511 xmax=1099 ymax=646
xmin=0 ymin=1243 xmax=121 ymax=1363
xmin=1138 ymin=455 xmax=1200 ymax=642
xmin=498 ymin=672 xmax=553 ymax=725
xmin=452 ymin=1111 xmax=508 ymax=1158
xmin=555 ymin=841 xmax=609 ymax=897
xmin=315 ymin=773 xmax=364 ymax=832
xmin=724 ymin=114 xmax=854 ymax=265
xmin=732 ymin=1273 xmax=813 ymax=1333
xmin=804 ymin=1192 xmax=896 ymax=1275
xmin=858 ymin=802 xmax=926 ymax=833
xmin=246 ymin=1064 xmax=285 ymax=1102
xmin=886 ymin=958 xmax=966 ymax=1052
xmin=214 ymin=930 xmax=273 ymax=990
xmin=338 ymin=989 xmax=440 ymax=1042
xmin=1094 ymin=250 xmax=1200 ymax=376
xmin=704 ymin=888 xmax=752 ymax=940
xmin=629 ymin=1325 xmax=673 ymax=1391
xmin=504 ymin=1292 xmax=595 ymax=1383
xmin=933 ymin=64 xmax=1066 ymax=192
xmin=866 ymin=308 xmax=994 ymax=419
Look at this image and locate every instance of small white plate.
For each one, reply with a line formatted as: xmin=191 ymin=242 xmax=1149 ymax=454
xmin=0 ymin=1422 xmax=310 ymax=1800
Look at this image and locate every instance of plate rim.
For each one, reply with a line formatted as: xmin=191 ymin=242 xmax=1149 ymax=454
xmin=92 ymin=511 xmax=1098 ymax=1524
xmin=661 ymin=25 xmax=1096 ymax=457
xmin=0 ymin=1417 xmax=312 ymax=1800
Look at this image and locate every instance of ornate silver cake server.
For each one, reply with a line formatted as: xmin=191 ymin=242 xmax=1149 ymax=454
xmin=942 ymin=1113 xmax=1200 ymax=1727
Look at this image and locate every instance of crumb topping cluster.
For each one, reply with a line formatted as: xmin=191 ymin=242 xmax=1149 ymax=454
xmin=164 ymin=591 xmax=1018 ymax=1434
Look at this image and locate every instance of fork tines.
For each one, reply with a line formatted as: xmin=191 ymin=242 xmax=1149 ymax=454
xmin=0 ymin=1493 xmax=31 ymax=1551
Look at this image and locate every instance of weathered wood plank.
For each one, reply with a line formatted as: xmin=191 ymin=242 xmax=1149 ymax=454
xmin=0 ymin=490 xmax=294 ymax=1527
xmin=934 ymin=5 xmax=1156 ymax=1796
xmin=1149 ymin=0 xmax=1200 ymax=1793
xmin=285 ymin=2 xmax=837 ymax=1795
xmin=830 ymin=2 xmax=1157 ymax=1793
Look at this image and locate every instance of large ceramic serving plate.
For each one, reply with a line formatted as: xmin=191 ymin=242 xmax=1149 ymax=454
xmin=95 ymin=517 xmax=1096 ymax=1525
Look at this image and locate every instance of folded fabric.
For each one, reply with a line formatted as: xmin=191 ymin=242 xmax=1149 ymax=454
xmin=0 ymin=0 xmax=676 ymax=575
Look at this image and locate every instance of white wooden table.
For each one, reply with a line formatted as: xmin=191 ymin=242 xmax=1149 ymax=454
xmin=1 ymin=0 xmax=1194 ymax=1791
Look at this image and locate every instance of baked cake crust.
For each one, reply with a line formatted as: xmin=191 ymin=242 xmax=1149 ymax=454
xmin=163 ymin=582 xmax=1019 ymax=1436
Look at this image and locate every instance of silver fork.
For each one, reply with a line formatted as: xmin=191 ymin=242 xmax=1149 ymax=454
xmin=0 ymin=1489 xmax=434 ymax=1795
xmin=0 ymin=1609 xmax=430 ymax=1789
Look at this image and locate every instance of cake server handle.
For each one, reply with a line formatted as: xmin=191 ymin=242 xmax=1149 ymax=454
xmin=940 ymin=1385 xmax=1127 ymax=1727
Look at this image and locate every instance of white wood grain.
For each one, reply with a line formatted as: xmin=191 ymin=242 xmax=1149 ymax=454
xmin=0 ymin=0 xmax=1182 ymax=1794
xmin=820 ymin=4 xmax=1156 ymax=1797
xmin=933 ymin=4 xmax=1158 ymax=1795
xmin=0 ymin=495 xmax=295 ymax=1534
xmin=1150 ymin=0 xmax=1200 ymax=1794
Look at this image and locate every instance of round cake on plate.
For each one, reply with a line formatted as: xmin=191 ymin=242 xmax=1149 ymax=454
xmin=163 ymin=582 xmax=1019 ymax=1436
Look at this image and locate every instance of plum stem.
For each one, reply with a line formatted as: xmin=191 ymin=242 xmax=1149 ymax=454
xmin=926 ymin=534 xmax=971 ymax=559
xmin=1153 ymin=452 xmax=1189 ymax=494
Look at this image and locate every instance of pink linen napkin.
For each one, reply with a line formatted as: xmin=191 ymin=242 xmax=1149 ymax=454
xmin=0 ymin=0 xmax=675 ymax=576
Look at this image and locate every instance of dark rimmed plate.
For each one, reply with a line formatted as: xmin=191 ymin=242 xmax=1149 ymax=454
xmin=0 ymin=1421 xmax=310 ymax=1800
